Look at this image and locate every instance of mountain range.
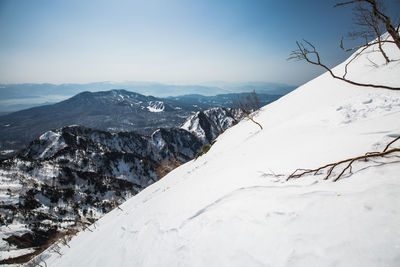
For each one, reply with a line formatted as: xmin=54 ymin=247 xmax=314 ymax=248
xmin=0 ymin=90 xmax=281 ymax=157
xmin=0 ymin=82 xmax=296 ymax=113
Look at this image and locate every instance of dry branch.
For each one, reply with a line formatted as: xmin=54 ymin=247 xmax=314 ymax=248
xmin=335 ymin=0 xmax=400 ymax=50
xmin=383 ymin=135 xmax=400 ymax=152
xmin=340 ymin=37 xmax=395 ymax=53
xmin=340 ymin=1 xmax=391 ymax=63
xmin=287 ymin=136 xmax=400 ymax=182
xmin=233 ymin=90 xmax=263 ymax=130
xmin=289 ymin=0 xmax=400 ymax=90
xmin=50 ymin=244 xmax=62 ymax=256
xmin=288 ymin=40 xmax=400 ymax=90
xmin=31 ymin=256 xmax=48 ymax=267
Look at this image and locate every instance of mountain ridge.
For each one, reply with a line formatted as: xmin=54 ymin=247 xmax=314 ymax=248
xmin=0 ymin=90 xmax=280 ymax=157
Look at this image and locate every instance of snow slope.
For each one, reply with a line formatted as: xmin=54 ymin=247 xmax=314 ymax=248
xmin=40 ymin=42 xmax=400 ymax=266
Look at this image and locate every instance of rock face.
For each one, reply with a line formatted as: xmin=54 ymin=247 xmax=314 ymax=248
xmin=182 ymin=107 xmax=243 ymax=143
xmin=0 ymin=107 xmax=243 ymax=264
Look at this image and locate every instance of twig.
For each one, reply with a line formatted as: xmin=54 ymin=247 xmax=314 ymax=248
xmin=335 ymin=0 xmax=400 ymax=50
xmin=383 ymin=136 xmax=400 ymax=152
xmin=288 ymin=40 xmax=400 ymax=90
xmin=287 ymin=136 xmax=400 ymax=182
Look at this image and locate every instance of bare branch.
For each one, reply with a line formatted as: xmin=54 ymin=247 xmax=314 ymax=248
xmin=334 ymin=1 xmax=360 ymax=7
xmin=335 ymin=0 xmax=400 ymax=50
xmin=233 ymin=90 xmax=263 ymax=130
xmin=31 ymin=256 xmax=48 ymax=267
xmin=287 ymin=136 xmax=400 ymax=182
xmin=343 ymin=44 xmax=370 ymax=78
xmin=383 ymin=136 xmax=400 ymax=152
xmin=337 ymin=2 xmax=391 ymax=63
xmin=340 ymin=39 xmax=395 ymax=52
xmin=288 ymin=40 xmax=400 ymax=90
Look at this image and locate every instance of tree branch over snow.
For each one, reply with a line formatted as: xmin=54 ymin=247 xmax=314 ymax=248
xmin=335 ymin=0 xmax=400 ymax=50
xmin=339 ymin=37 xmax=395 ymax=53
xmin=288 ymin=39 xmax=400 ymax=90
xmin=289 ymin=0 xmax=400 ymax=90
xmin=233 ymin=90 xmax=263 ymax=130
xmin=287 ymin=136 xmax=400 ymax=182
xmin=343 ymin=2 xmax=391 ymax=63
xmin=285 ymin=1 xmax=400 ymax=184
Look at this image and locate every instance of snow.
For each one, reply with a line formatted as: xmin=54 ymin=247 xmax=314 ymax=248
xmin=38 ymin=131 xmax=67 ymax=158
xmin=0 ymin=248 xmax=36 ymax=261
xmin=0 ymin=150 xmax=14 ymax=155
xmin=0 ymin=223 xmax=32 ymax=262
xmin=147 ymin=101 xmax=165 ymax=112
xmin=181 ymin=107 xmax=239 ymax=143
xmin=181 ymin=112 xmax=206 ymax=140
xmin=111 ymin=160 xmax=141 ymax=185
xmin=40 ymin=40 xmax=400 ymax=266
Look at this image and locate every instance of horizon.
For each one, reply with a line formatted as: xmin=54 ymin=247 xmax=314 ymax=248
xmin=0 ymin=80 xmax=297 ymax=113
xmin=0 ymin=80 xmax=298 ymax=87
xmin=2 ymin=0 xmax=399 ymax=86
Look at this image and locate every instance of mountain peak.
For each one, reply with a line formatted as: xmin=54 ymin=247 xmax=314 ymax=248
xmin=72 ymin=89 xmax=147 ymax=100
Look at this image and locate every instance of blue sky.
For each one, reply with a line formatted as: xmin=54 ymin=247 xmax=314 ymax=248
xmin=0 ymin=0 xmax=398 ymax=85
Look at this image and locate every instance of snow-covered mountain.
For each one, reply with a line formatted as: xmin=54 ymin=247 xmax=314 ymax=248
xmin=0 ymin=90 xmax=280 ymax=158
xmin=182 ymin=107 xmax=243 ymax=143
xmin=29 ymin=39 xmax=400 ymax=266
xmin=0 ymin=107 xmax=243 ymax=264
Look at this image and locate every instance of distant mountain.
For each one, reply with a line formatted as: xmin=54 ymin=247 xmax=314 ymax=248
xmin=0 ymin=101 xmax=58 ymax=114
xmin=198 ymin=81 xmax=297 ymax=95
xmin=0 ymin=107 xmax=242 ymax=264
xmin=0 ymin=90 xmax=281 ymax=157
xmin=0 ymin=81 xmax=295 ymax=100
xmin=0 ymin=82 xmax=226 ymax=101
xmin=0 ymin=82 xmax=296 ymax=113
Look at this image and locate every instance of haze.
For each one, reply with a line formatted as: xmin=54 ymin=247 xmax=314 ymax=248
xmin=0 ymin=0 xmax=398 ymax=85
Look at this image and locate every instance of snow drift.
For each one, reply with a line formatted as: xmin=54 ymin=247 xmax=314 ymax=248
xmin=40 ymin=41 xmax=400 ymax=266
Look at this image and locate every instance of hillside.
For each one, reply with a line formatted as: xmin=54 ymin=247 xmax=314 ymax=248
xmin=25 ymin=41 xmax=400 ymax=265
xmin=0 ymin=107 xmax=244 ymax=264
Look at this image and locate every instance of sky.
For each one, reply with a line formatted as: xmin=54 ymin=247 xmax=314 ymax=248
xmin=0 ymin=0 xmax=399 ymax=86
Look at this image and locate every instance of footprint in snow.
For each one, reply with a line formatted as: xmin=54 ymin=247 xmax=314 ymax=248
xmin=364 ymin=204 xmax=373 ymax=211
xmin=265 ymin=211 xmax=297 ymax=219
xmin=362 ymin=99 xmax=373 ymax=104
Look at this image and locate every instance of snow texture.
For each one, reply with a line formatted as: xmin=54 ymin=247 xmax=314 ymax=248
xmin=40 ymin=40 xmax=400 ymax=266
